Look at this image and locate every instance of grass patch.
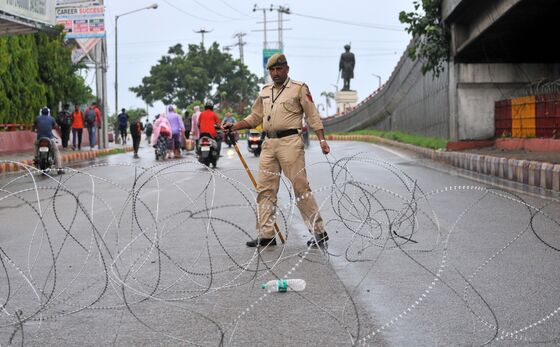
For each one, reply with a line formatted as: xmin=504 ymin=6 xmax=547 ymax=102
xmin=98 ymin=148 xmax=126 ymax=157
xmin=333 ymin=129 xmax=448 ymax=150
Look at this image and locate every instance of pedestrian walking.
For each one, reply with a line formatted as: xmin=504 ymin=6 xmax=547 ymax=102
xmin=117 ymin=108 xmax=129 ymax=145
xmin=190 ymin=105 xmax=201 ymax=150
xmin=184 ymin=110 xmax=192 ymax=139
xmin=224 ymin=53 xmax=331 ymax=248
xmin=145 ymin=120 xmax=153 ymax=144
xmin=84 ymin=102 xmax=102 ymax=149
xmin=166 ymin=105 xmax=185 ymax=158
xmin=56 ymin=104 xmax=72 ymax=149
xmin=71 ymin=104 xmax=84 ymax=151
xmin=130 ymin=118 xmax=144 ymax=158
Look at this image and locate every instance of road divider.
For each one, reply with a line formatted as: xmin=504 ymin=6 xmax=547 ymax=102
xmin=0 ymin=147 xmax=133 ymax=174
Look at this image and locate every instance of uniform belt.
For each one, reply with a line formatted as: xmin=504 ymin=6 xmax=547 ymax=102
xmin=265 ymin=128 xmax=299 ymax=139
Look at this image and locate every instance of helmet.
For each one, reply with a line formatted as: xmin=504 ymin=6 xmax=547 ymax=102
xmin=41 ymin=107 xmax=50 ymax=116
xmin=204 ymin=100 xmax=214 ymax=110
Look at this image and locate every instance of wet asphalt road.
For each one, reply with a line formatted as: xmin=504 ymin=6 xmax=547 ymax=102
xmin=0 ymin=140 xmax=558 ymax=346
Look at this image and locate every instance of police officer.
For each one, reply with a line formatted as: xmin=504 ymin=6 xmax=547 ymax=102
xmin=224 ymin=53 xmax=331 ymax=247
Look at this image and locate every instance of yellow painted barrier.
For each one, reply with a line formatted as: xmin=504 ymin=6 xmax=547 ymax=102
xmin=511 ymin=96 xmax=536 ymax=138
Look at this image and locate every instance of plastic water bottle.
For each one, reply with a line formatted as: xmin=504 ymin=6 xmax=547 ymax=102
xmin=261 ymin=279 xmax=306 ymax=292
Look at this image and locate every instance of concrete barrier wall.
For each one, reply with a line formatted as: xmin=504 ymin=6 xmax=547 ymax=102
xmin=324 ymin=44 xmax=451 ymax=139
xmin=324 ymin=46 xmax=560 ymax=140
xmin=454 ymin=63 xmax=560 ymax=140
xmin=0 ymin=129 xmax=92 ymax=154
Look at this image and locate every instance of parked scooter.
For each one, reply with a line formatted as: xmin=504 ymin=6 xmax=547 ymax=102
xmin=35 ymin=137 xmax=54 ymax=171
xmin=247 ymin=130 xmax=263 ymax=156
xmin=197 ymin=131 xmax=220 ymax=168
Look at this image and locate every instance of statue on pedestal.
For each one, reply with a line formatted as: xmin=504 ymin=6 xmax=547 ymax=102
xmin=339 ymin=44 xmax=355 ymax=91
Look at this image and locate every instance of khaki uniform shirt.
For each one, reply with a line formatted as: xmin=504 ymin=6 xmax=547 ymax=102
xmin=244 ymin=78 xmax=324 ymax=133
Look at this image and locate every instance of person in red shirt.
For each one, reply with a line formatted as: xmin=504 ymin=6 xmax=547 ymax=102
xmin=71 ymin=104 xmax=84 ymax=151
xmin=198 ymin=101 xmax=221 ymax=139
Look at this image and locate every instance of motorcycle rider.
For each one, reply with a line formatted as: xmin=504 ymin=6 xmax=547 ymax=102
xmin=33 ymin=107 xmax=63 ymax=174
xmin=222 ymin=111 xmax=237 ymax=147
xmin=151 ymin=112 xmax=172 ymax=158
xmin=198 ymin=100 xmax=221 ymax=147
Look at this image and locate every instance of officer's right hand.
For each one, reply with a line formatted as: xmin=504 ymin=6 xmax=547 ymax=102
xmin=222 ymin=122 xmax=233 ymax=133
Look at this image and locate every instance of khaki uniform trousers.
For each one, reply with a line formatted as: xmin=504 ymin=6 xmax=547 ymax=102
xmin=256 ymin=134 xmax=325 ymax=239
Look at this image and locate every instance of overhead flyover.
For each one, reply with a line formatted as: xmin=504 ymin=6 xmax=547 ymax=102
xmin=0 ymin=0 xmax=56 ymax=36
xmin=324 ymin=0 xmax=560 ymax=140
xmin=444 ymin=0 xmax=560 ymax=63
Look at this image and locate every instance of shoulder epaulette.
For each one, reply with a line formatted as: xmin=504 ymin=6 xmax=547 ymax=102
xmin=290 ymin=80 xmax=304 ymax=86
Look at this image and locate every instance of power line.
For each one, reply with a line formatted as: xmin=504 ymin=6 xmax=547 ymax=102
xmin=217 ymin=0 xmax=254 ymax=18
xmin=162 ymin=0 xmax=249 ymax=23
xmin=289 ymin=12 xmax=404 ymax=31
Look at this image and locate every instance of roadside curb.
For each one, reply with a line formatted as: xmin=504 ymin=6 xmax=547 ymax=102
xmin=323 ymin=134 xmax=560 ymax=192
xmin=0 ymin=146 xmax=133 ymax=174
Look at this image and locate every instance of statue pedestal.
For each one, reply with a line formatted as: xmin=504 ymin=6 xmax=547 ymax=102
xmin=335 ymin=90 xmax=358 ymax=114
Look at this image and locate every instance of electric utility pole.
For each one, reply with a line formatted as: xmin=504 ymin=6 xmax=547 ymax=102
xmin=233 ymin=32 xmax=247 ymax=64
xmin=194 ymin=28 xmax=212 ymax=47
xmin=277 ymin=5 xmax=290 ymax=51
xmin=252 ymin=4 xmax=291 ymax=79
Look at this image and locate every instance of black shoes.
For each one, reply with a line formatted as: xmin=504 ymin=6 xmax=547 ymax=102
xmin=307 ymin=232 xmax=329 ymax=247
xmin=246 ymin=237 xmax=277 ymax=247
xmin=245 ymin=232 xmax=329 ymax=248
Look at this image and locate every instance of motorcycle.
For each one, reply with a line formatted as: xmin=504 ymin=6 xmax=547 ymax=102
xmin=247 ymin=130 xmax=263 ymax=157
xmin=36 ymin=137 xmax=54 ymax=171
xmin=154 ymin=134 xmax=168 ymax=160
xmin=197 ymin=131 xmax=220 ymax=168
xmin=223 ymin=129 xmax=239 ymax=148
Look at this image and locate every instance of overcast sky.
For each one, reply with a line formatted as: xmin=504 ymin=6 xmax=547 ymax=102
xmin=98 ymin=0 xmax=415 ymax=118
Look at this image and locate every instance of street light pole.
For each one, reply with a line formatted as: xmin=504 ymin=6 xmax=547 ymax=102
xmin=371 ymin=73 xmax=381 ymax=89
xmin=114 ymin=3 xmax=158 ymax=122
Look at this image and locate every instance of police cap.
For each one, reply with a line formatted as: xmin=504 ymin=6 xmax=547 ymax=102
xmin=267 ymin=53 xmax=288 ymax=69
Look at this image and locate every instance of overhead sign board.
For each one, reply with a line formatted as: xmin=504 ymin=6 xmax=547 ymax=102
xmin=0 ymin=0 xmax=56 ymax=25
xmin=263 ymin=48 xmax=282 ymax=69
xmin=56 ymin=4 xmax=105 ymax=39
xmin=56 ymin=0 xmax=98 ymax=6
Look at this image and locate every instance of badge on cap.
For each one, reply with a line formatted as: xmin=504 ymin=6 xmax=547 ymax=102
xmin=267 ymin=53 xmax=288 ymax=69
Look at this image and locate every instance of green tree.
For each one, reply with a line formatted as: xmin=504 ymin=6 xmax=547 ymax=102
xmin=0 ymin=26 xmax=93 ymax=125
xmin=320 ymin=91 xmax=335 ymax=116
xmin=130 ymin=42 xmax=259 ymax=114
xmin=399 ymin=0 xmax=449 ymax=77
xmin=127 ymin=107 xmax=148 ymax=122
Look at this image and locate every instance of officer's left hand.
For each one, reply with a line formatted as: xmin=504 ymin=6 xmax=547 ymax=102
xmin=320 ymin=140 xmax=330 ymax=155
